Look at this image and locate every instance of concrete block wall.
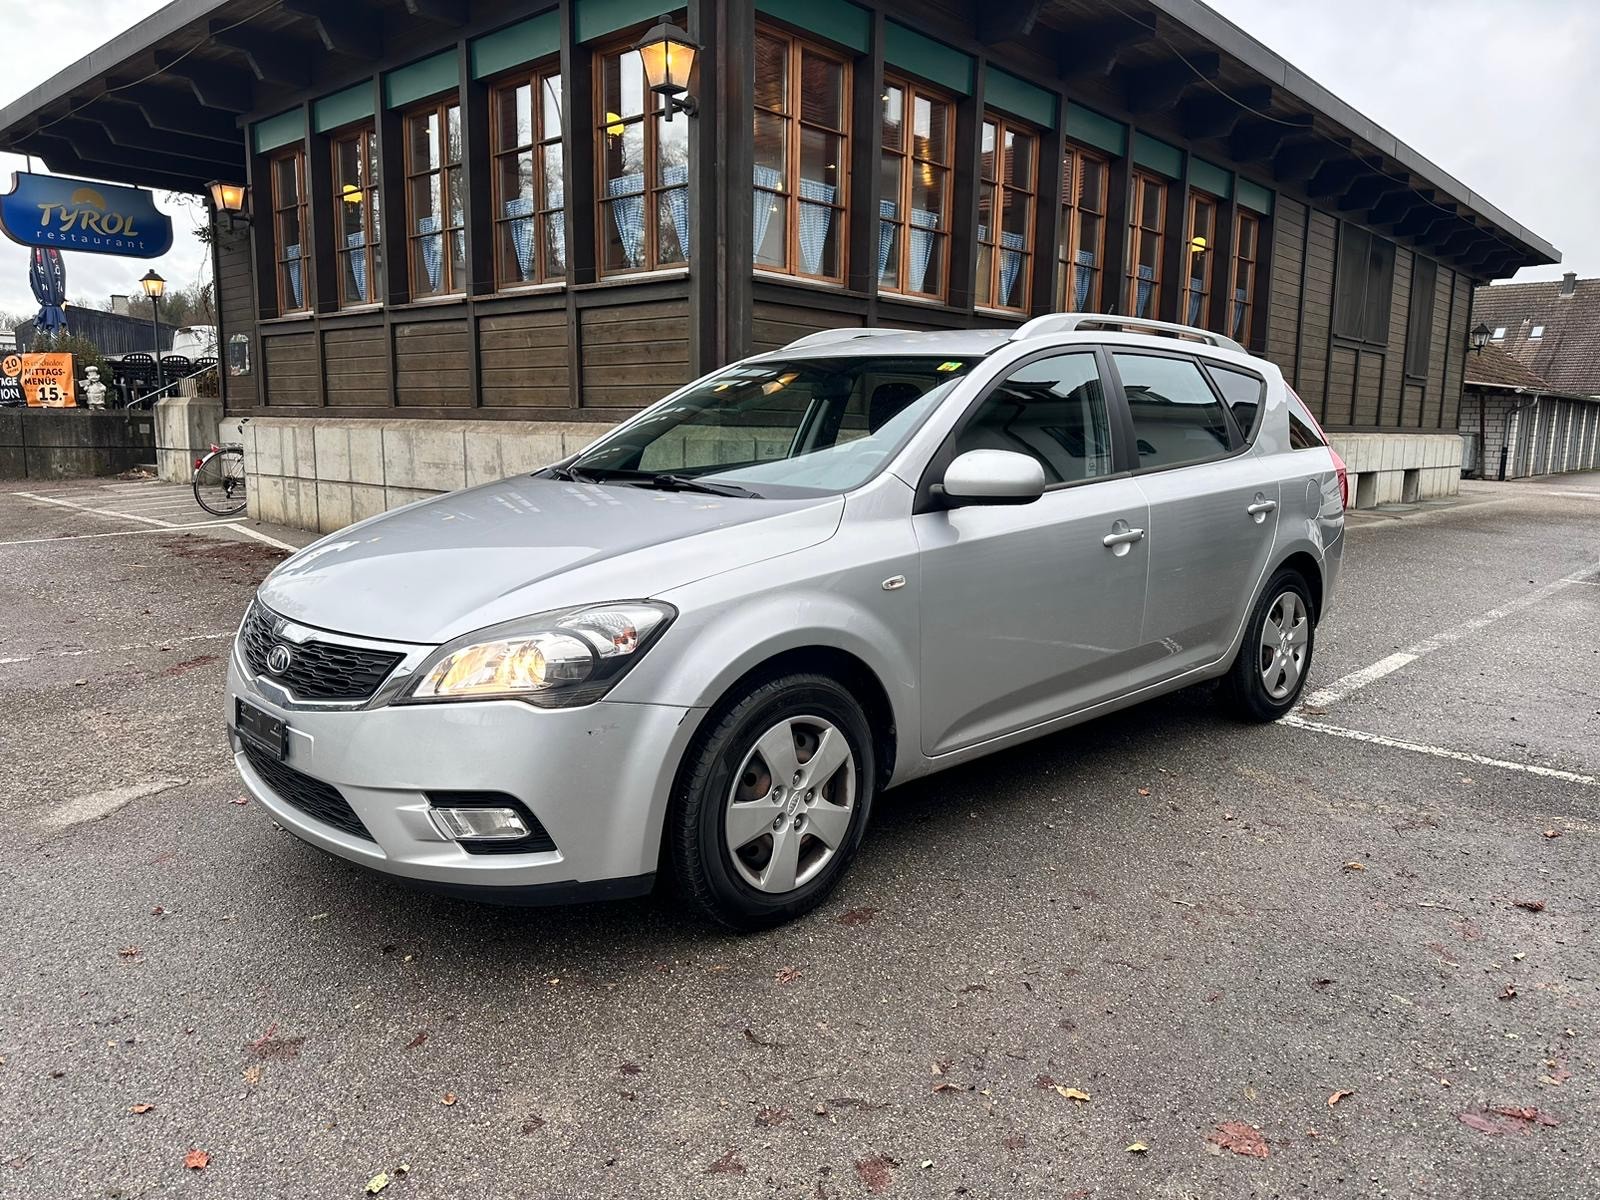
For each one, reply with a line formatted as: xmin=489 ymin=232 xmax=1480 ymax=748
xmin=1457 ymin=395 xmax=1525 ymax=479
xmin=242 ymin=417 xmax=607 ymax=532
xmin=1326 ymin=432 xmax=1462 ymax=509
xmin=153 ymin=388 xmax=245 ymax=483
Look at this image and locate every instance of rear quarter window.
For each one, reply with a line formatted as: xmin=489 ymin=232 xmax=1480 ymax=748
xmin=1205 ymin=364 xmax=1267 ymax=443
xmin=1285 ymin=389 xmax=1327 ymax=450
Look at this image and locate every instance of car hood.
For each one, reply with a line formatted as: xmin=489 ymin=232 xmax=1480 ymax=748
xmin=257 ymin=476 xmax=844 ymax=643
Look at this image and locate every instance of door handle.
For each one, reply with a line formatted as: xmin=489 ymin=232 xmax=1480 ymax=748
xmin=1246 ymin=499 xmax=1278 ymax=515
xmin=1102 ymin=527 xmax=1146 ymax=547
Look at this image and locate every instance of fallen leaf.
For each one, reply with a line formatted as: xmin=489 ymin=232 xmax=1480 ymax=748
xmin=1342 ymin=861 xmax=1367 ymax=872
xmin=150 ymin=906 xmax=167 ymax=917
xmin=130 ymin=1103 xmax=155 ymax=1114
xmin=117 ymin=946 xmax=142 ymax=960
xmin=619 ymin=1062 xmax=642 ymax=1076
xmin=931 ymin=1081 xmax=961 ymax=1094
xmin=366 ymin=1171 xmax=389 ymax=1194
xmin=1054 ymin=1086 xmax=1091 ymax=1102
xmin=1499 ymin=984 xmax=1518 ymax=1001
xmin=774 ymin=965 xmax=802 ymax=985
xmin=441 ymin=1092 xmax=458 ymax=1106
xmin=1513 ymin=899 xmax=1546 ymax=912
xmin=1207 ymin=1120 xmax=1268 ymax=1159
xmin=836 ymin=907 xmax=879 ymax=926
xmin=1223 ymin=811 xmax=1236 ymax=821
xmin=930 ymin=1060 xmax=947 ymax=1076
xmin=1033 ymin=1074 xmax=1056 ymax=1090
xmin=1328 ymin=1089 xmax=1355 ymax=1107
xmin=229 ymin=796 xmax=248 ymax=806
xmin=1310 ymin=978 xmax=1334 ymax=990
xmin=1457 ymin=1111 xmax=1507 ymax=1136
xmin=1543 ymin=828 xmax=1561 ymax=838
xmin=742 ymin=1027 xmax=787 ymax=1049
xmin=183 ymin=1149 xmax=210 ymax=1170
xmin=1126 ymin=1141 xmax=1149 ymax=1153
xmin=855 ymin=1155 xmax=894 ymax=1194
xmin=1137 ymin=787 xmax=1151 ymax=797
xmin=242 ymin=1064 xmax=262 ymax=1086
xmin=705 ymin=1149 xmax=746 ymax=1176
xmin=521 ymin=1115 xmax=546 ymax=1133
xmin=756 ymin=1107 xmax=790 ymax=1127
xmin=1491 ymin=1105 xmax=1559 ymax=1127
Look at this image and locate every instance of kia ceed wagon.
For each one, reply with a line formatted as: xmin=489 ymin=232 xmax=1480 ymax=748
xmin=227 ymin=314 xmax=1346 ymax=929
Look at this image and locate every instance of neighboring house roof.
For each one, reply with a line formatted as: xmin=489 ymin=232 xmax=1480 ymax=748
xmin=1463 ymin=345 xmax=1551 ymax=392
xmin=1473 ymin=276 xmax=1600 ymax=396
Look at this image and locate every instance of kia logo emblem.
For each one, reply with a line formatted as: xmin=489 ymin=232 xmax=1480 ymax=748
xmin=266 ymin=644 xmax=294 ymax=675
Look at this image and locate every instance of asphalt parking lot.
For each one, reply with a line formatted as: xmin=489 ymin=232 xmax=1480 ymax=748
xmin=1 ymin=473 xmax=1596 ymax=1199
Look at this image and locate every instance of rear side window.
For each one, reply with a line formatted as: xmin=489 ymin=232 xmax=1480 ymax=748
xmin=1285 ymin=388 xmax=1327 ymax=450
xmin=1112 ymin=351 xmax=1233 ymax=469
xmin=1206 ymin=365 xmax=1266 ymax=442
xmin=953 ymin=352 xmax=1113 ymax=484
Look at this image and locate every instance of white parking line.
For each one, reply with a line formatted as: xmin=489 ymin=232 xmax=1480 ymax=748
xmin=12 ymin=490 xmax=179 ymax=528
xmin=226 ymin=523 xmax=299 ymax=551
xmin=0 ymin=522 xmax=236 ymax=547
xmin=1284 ymin=715 xmax=1598 ymax=787
xmin=1302 ymin=564 xmax=1599 ymax=709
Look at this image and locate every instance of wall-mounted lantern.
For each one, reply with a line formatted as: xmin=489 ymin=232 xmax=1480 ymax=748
xmin=207 ymin=180 xmax=251 ymax=232
xmin=635 ymin=17 xmax=700 ymax=121
xmin=1470 ymin=322 xmax=1491 ymax=354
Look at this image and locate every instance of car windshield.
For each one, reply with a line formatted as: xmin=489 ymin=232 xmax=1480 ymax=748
xmin=560 ymin=355 xmax=980 ymax=497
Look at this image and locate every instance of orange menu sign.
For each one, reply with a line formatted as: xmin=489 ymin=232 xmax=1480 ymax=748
xmin=0 ymin=352 xmax=76 ymax=407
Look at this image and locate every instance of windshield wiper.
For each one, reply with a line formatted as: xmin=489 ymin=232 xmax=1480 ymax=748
xmin=629 ymin=472 xmax=763 ymax=499
xmin=545 ymin=464 xmax=597 ymax=483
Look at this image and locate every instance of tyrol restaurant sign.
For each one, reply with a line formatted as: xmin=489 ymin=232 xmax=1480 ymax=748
xmin=0 ymin=172 xmax=173 ymax=258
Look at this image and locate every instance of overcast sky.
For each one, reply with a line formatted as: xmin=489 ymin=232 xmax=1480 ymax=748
xmin=1 ymin=0 xmax=1595 ymax=318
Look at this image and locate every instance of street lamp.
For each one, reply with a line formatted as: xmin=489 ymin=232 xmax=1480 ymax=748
xmin=141 ymin=268 xmax=167 ymax=393
xmin=635 ymin=17 xmax=700 ymax=120
xmin=207 ymin=180 xmax=250 ymax=232
xmin=1470 ymin=322 xmax=1491 ymax=354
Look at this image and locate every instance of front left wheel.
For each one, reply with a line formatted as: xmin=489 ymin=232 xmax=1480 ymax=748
xmin=668 ymin=673 xmax=875 ymax=931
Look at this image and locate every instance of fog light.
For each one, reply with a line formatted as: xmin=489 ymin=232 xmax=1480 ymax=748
xmin=430 ymin=806 xmax=530 ymax=841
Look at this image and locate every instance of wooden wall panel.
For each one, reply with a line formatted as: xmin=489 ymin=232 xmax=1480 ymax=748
xmin=1441 ymin=271 xmax=1471 ymax=430
xmin=1422 ymin=268 xmax=1451 ymax=428
xmin=1383 ymin=247 xmax=1412 ymax=423
xmin=1327 ymin=344 xmax=1358 ymax=426
xmin=216 ymin=226 xmax=258 ymax=410
xmin=1354 ymin=350 xmax=1383 ymax=426
xmin=479 ymin=310 xmax=571 ymax=408
xmin=1299 ymin=210 xmax=1338 ymax=420
xmin=262 ymin=333 xmax=319 ymax=406
xmin=752 ymin=302 xmax=861 ymax=355
xmin=395 ymin=319 xmax=472 ymax=407
xmin=323 ymin=326 xmax=389 ymax=408
xmin=1265 ymin=196 xmax=1306 ymax=387
xmin=579 ymin=299 xmax=692 ymax=410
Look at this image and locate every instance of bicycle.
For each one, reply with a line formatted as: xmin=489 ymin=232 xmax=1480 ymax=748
xmin=193 ymin=441 xmax=247 ymax=516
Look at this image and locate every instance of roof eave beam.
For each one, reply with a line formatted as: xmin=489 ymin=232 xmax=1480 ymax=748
xmin=1123 ymin=51 xmax=1220 ymax=115
xmin=978 ymin=0 xmax=1046 ymax=44
xmin=210 ymin=23 xmax=315 ymax=89
xmin=1057 ymin=13 xmax=1158 ymax=81
xmin=283 ymin=0 xmax=382 ymax=61
xmin=153 ymin=50 xmax=255 ymax=112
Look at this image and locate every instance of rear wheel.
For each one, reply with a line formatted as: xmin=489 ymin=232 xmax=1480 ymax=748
xmin=1224 ymin=569 xmax=1315 ymax=722
xmin=193 ymin=448 xmax=247 ymax=516
xmin=668 ymin=673 xmax=874 ymax=930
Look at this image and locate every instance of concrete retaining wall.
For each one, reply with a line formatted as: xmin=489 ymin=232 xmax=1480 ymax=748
xmin=0 ymin=408 xmax=156 ymax=479
xmin=242 ymin=417 xmax=606 ymax=532
xmin=1326 ymin=432 xmax=1462 ymax=508
xmin=154 ymin=387 xmax=246 ymax=484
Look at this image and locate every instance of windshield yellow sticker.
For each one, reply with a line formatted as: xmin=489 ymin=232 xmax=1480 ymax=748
xmin=937 ymin=361 xmax=964 ymax=372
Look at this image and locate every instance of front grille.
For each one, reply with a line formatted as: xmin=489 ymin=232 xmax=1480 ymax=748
xmin=240 ymin=602 xmax=404 ymax=703
xmin=242 ymin=742 xmax=375 ymax=843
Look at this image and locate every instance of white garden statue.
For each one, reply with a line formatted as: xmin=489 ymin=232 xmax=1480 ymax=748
xmin=82 ymin=364 xmax=107 ymax=409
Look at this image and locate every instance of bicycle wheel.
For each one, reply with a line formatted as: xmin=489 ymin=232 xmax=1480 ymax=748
xmin=193 ymin=448 xmax=248 ymax=516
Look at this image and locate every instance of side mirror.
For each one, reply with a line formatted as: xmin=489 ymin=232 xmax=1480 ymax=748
xmin=938 ymin=449 xmax=1047 ymax=506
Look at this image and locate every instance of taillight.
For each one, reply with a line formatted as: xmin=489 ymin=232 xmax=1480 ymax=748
xmin=193 ymin=458 xmax=204 ymax=469
xmin=1328 ymin=447 xmax=1349 ymax=510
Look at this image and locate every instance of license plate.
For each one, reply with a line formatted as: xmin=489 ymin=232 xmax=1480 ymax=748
xmin=236 ymin=697 xmax=288 ymax=761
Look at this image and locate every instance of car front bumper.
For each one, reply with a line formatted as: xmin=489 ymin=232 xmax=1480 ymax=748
xmin=224 ymin=655 xmax=700 ymax=900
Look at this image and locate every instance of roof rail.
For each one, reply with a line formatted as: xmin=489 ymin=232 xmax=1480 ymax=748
xmin=1010 ymin=313 xmax=1246 ymax=354
xmin=781 ymin=327 xmax=918 ymax=351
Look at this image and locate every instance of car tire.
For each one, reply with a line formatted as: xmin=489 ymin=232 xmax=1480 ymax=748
xmin=1224 ymin=568 xmax=1316 ymax=722
xmin=667 ymin=673 xmax=875 ymax=931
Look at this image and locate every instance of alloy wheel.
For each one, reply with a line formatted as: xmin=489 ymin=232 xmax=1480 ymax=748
xmin=724 ymin=714 xmax=856 ymax=894
xmin=1258 ymin=590 xmax=1310 ymax=701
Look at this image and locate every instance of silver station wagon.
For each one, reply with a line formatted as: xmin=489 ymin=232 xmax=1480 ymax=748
xmin=227 ymin=314 xmax=1346 ymax=929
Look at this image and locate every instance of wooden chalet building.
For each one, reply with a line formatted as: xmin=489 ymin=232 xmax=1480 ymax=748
xmin=0 ymin=0 xmax=1559 ymax=527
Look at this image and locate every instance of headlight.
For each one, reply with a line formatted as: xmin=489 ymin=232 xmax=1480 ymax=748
xmin=401 ymin=601 xmax=675 ymax=708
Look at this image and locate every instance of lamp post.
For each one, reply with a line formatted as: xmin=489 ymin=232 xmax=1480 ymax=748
xmin=1470 ymin=322 xmax=1491 ymax=354
xmin=141 ymin=268 xmax=166 ymax=393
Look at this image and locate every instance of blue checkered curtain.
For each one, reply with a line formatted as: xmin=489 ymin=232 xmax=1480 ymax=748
xmin=1135 ymin=263 xmax=1156 ymax=317
xmin=416 ymin=215 xmax=443 ymax=291
xmin=504 ymin=196 xmax=536 ymax=281
xmin=1232 ymin=288 xmax=1247 ymax=339
xmin=346 ymin=232 xmax=368 ymax=302
xmin=877 ymin=198 xmax=897 ymax=279
xmin=1187 ymin=279 xmax=1205 ymax=325
xmin=1073 ymin=249 xmax=1096 ymax=311
xmin=286 ymin=244 xmax=304 ymax=308
xmin=752 ymin=165 xmax=782 ymax=254
xmin=797 ymin=179 xmax=836 ymax=275
xmin=663 ymin=163 xmax=690 ymax=258
xmin=908 ymin=208 xmax=940 ymax=293
xmin=999 ymin=230 xmax=1026 ymax=307
xmin=606 ymin=173 xmax=646 ymax=267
